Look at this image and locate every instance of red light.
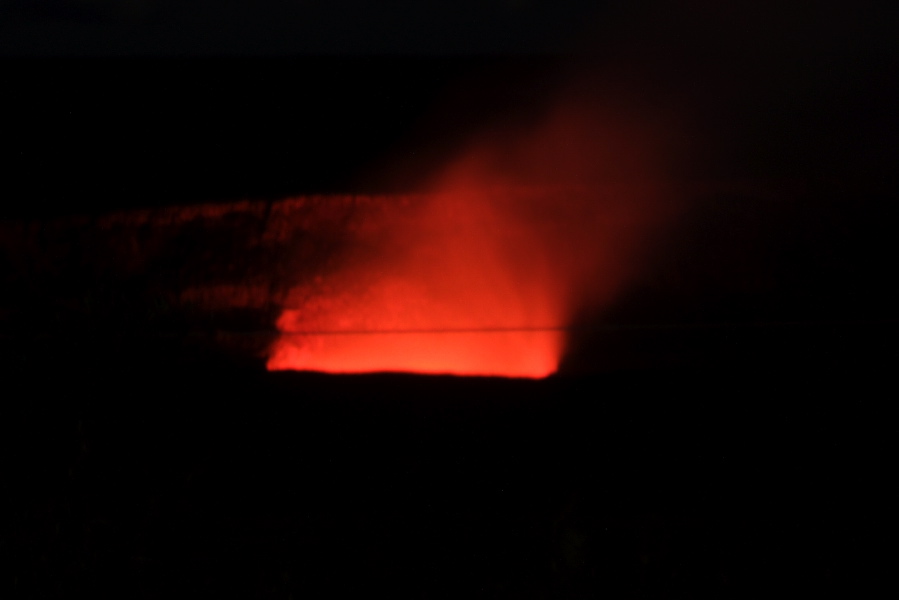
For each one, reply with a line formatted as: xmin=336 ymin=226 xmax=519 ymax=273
xmin=267 ymin=98 xmax=676 ymax=377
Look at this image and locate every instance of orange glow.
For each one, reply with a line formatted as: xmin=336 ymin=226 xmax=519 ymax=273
xmin=267 ymin=331 xmax=563 ymax=378
xmin=267 ymin=97 xmax=677 ymax=377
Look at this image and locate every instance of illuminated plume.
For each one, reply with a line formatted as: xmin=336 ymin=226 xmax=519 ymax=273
xmin=267 ymin=96 xmax=676 ymax=377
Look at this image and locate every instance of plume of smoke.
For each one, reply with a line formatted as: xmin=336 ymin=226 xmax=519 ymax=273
xmin=268 ymin=82 xmax=682 ymax=377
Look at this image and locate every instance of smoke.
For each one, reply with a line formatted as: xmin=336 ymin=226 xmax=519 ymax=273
xmin=267 ymin=84 xmax=682 ymax=377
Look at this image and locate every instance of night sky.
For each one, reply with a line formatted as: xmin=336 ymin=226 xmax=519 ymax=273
xmin=1 ymin=1 xmax=620 ymax=55
xmin=3 ymin=2 xmax=896 ymax=208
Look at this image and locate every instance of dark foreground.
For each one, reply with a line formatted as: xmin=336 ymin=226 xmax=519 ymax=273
xmin=4 ymin=335 xmax=891 ymax=599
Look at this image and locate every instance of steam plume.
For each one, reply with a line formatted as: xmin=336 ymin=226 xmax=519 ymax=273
xmin=268 ymin=90 xmax=679 ymax=377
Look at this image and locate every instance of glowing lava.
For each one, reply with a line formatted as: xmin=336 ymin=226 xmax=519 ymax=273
xmin=267 ymin=98 xmax=676 ymax=377
xmin=267 ymin=330 xmax=563 ymax=378
xmin=267 ymin=188 xmax=570 ymax=377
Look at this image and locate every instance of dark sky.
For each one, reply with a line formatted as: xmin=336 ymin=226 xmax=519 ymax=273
xmin=1 ymin=0 xmax=618 ymax=55
xmin=1 ymin=0 xmax=894 ymax=221
xmin=2 ymin=1 xmax=895 ymax=61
